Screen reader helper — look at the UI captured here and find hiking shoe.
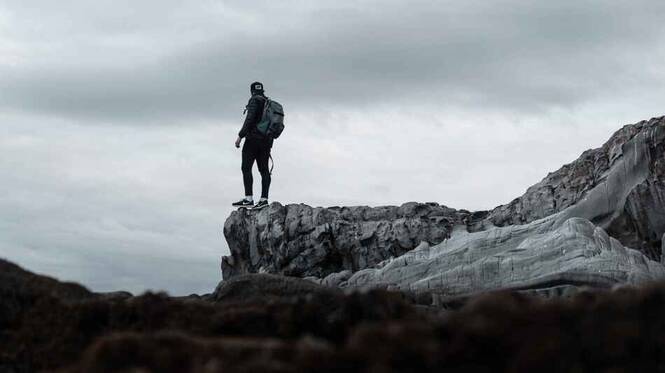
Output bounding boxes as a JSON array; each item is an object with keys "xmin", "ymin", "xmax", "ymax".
[
  {"xmin": 232, "ymin": 199, "xmax": 254, "ymax": 207},
  {"xmin": 252, "ymin": 200, "xmax": 269, "ymax": 210}
]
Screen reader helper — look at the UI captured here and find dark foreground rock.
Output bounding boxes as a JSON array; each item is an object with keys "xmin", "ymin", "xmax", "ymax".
[
  {"xmin": 212, "ymin": 273, "xmax": 340, "ymax": 302},
  {"xmin": 72, "ymin": 286, "xmax": 665, "ymax": 373},
  {"xmin": 6, "ymin": 259, "xmax": 665, "ymax": 372},
  {"xmin": 0, "ymin": 259, "xmax": 93, "ymax": 334},
  {"xmin": 0, "ymin": 259, "xmax": 420, "ymax": 372}
]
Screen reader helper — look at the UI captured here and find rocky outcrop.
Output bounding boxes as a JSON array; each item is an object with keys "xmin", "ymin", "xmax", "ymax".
[
  {"xmin": 222, "ymin": 202, "xmax": 468, "ymax": 279},
  {"xmin": 485, "ymin": 117, "xmax": 665, "ymax": 258},
  {"xmin": 222, "ymin": 116, "xmax": 665, "ymax": 296},
  {"xmin": 344, "ymin": 217, "xmax": 665, "ymax": 296}
]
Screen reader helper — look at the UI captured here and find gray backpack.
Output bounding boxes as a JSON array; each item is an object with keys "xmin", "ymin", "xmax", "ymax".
[{"xmin": 256, "ymin": 98, "xmax": 285, "ymax": 139}]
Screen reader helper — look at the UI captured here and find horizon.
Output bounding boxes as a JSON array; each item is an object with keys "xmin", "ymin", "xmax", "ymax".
[{"xmin": 2, "ymin": 1, "xmax": 665, "ymax": 295}]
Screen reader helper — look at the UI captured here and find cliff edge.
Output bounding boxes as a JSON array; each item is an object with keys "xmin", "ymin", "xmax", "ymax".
[{"xmin": 223, "ymin": 116, "xmax": 665, "ymax": 296}]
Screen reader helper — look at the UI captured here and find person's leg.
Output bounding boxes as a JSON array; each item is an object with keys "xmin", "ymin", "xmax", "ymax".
[
  {"xmin": 241, "ymin": 140, "xmax": 257, "ymax": 199},
  {"xmin": 256, "ymin": 142, "xmax": 271, "ymax": 199}
]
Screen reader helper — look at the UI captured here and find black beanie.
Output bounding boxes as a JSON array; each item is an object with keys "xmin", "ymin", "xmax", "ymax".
[{"xmin": 250, "ymin": 81, "xmax": 264, "ymax": 93}]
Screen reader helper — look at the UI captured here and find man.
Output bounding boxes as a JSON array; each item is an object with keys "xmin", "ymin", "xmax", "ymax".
[{"xmin": 232, "ymin": 81, "xmax": 272, "ymax": 210}]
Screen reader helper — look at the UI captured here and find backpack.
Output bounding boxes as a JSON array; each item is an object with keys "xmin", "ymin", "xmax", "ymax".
[{"xmin": 256, "ymin": 97, "xmax": 285, "ymax": 139}]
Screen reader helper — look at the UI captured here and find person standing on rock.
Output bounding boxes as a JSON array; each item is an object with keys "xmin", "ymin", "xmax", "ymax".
[{"xmin": 233, "ymin": 82, "xmax": 273, "ymax": 210}]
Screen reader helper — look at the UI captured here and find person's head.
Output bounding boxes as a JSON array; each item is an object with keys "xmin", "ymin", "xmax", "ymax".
[{"xmin": 250, "ymin": 81, "xmax": 264, "ymax": 96}]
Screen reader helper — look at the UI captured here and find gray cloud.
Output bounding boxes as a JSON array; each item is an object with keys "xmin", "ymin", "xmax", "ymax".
[
  {"xmin": 0, "ymin": 117, "xmax": 228, "ymax": 293},
  {"xmin": 1, "ymin": 0, "xmax": 664, "ymax": 123}
]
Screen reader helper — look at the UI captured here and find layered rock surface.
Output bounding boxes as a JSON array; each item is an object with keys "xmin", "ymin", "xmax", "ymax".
[
  {"xmin": 222, "ymin": 202, "xmax": 469, "ymax": 279},
  {"xmin": 222, "ymin": 116, "xmax": 665, "ymax": 296},
  {"xmin": 485, "ymin": 117, "xmax": 665, "ymax": 258},
  {"xmin": 346, "ymin": 218, "xmax": 665, "ymax": 297}
]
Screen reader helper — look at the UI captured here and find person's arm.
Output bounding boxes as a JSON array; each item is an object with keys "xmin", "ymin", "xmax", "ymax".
[{"xmin": 238, "ymin": 97, "xmax": 262, "ymax": 138}]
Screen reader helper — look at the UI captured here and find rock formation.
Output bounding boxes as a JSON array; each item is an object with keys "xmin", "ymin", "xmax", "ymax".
[
  {"xmin": 485, "ymin": 117, "xmax": 665, "ymax": 258},
  {"xmin": 222, "ymin": 116, "xmax": 665, "ymax": 296},
  {"xmin": 345, "ymin": 218, "xmax": 665, "ymax": 297},
  {"xmin": 222, "ymin": 202, "xmax": 468, "ymax": 279}
]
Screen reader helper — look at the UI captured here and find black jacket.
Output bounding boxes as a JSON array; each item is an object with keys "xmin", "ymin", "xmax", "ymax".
[{"xmin": 238, "ymin": 94, "xmax": 267, "ymax": 140}]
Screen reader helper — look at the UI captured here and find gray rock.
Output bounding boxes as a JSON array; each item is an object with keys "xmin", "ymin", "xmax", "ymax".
[
  {"xmin": 221, "ymin": 116, "xmax": 665, "ymax": 297},
  {"xmin": 486, "ymin": 116, "xmax": 665, "ymax": 259},
  {"xmin": 340, "ymin": 117, "xmax": 665, "ymax": 294},
  {"xmin": 662, "ymin": 233, "xmax": 665, "ymax": 263},
  {"xmin": 345, "ymin": 217, "xmax": 665, "ymax": 296},
  {"xmin": 320, "ymin": 270, "xmax": 353, "ymax": 287},
  {"xmin": 222, "ymin": 202, "xmax": 465, "ymax": 279}
]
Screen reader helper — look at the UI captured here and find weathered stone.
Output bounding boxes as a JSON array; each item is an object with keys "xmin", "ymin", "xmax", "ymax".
[
  {"xmin": 222, "ymin": 202, "xmax": 465, "ymax": 279},
  {"xmin": 338, "ymin": 118, "xmax": 665, "ymax": 294},
  {"xmin": 221, "ymin": 116, "xmax": 665, "ymax": 297},
  {"xmin": 320, "ymin": 270, "xmax": 353, "ymax": 287},
  {"xmin": 486, "ymin": 116, "xmax": 665, "ymax": 258},
  {"xmin": 345, "ymin": 217, "xmax": 665, "ymax": 296}
]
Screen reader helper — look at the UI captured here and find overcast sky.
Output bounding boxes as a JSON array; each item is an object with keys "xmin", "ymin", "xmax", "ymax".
[{"xmin": 1, "ymin": 0, "xmax": 664, "ymax": 295}]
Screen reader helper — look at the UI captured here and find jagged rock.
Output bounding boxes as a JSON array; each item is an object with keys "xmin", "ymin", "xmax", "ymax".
[
  {"xmin": 339, "ymin": 117, "xmax": 665, "ymax": 294},
  {"xmin": 486, "ymin": 117, "xmax": 665, "ymax": 258},
  {"xmin": 222, "ymin": 202, "xmax": 465, "ymax": 279},
  {"xmin": 222, "ymin": 117, "xmax": 665, "ymax": 296}
]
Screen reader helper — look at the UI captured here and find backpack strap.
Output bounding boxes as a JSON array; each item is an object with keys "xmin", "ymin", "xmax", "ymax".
[
  {"xmin": 256, "ymin": 97, "xmax": 271, "ymax": 136},
  {"xmin": 269, "ymin": 154, "xmax": 274, "ymax": 175},
  {"xmin": 261, "ymin": 96, "xmax": 271, "ymax": 118}
]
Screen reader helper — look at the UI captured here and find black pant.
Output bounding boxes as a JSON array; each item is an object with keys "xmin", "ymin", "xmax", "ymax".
[{"xmin": 241, "ymin": 138, "xmax": 271, "ymax": 199}]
